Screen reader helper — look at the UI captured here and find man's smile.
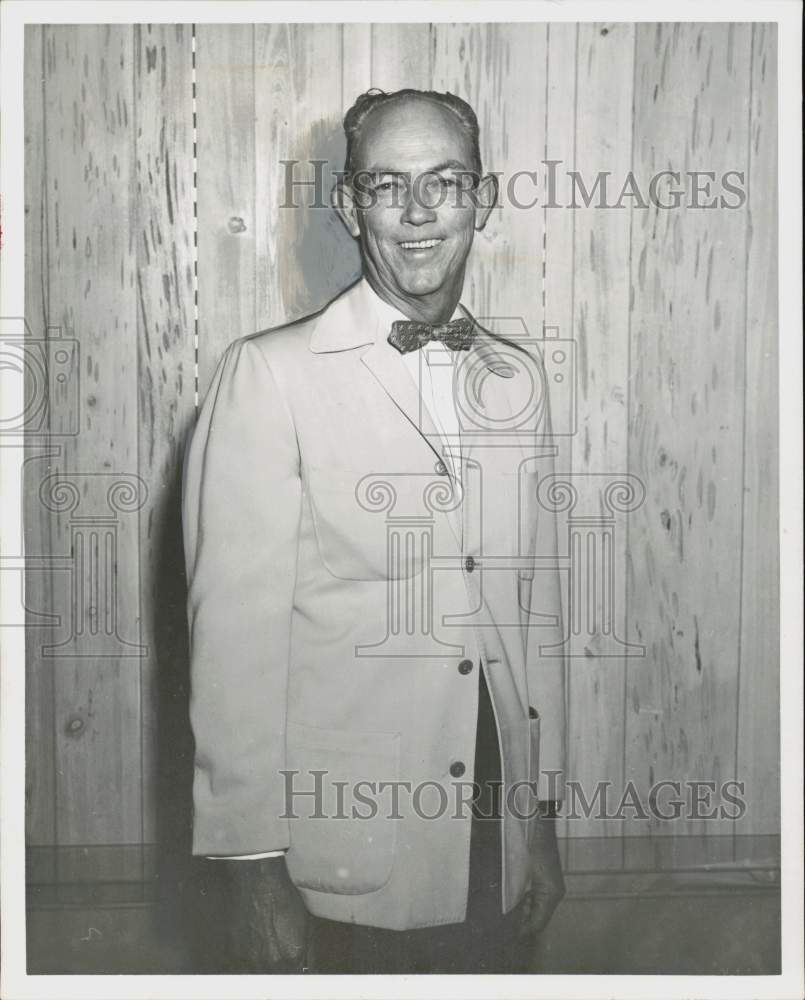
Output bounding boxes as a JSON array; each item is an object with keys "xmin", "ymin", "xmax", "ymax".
[{"xmin": 397, "ymin": 237, "xmax": 446, "ymax": 254}]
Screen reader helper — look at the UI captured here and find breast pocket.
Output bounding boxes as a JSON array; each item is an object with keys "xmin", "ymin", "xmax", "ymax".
[
  {"xmin": 306, "ymin": 464, "xmax": 453, "ymax": 581},
  {"xmin": 284, "ymin": 722, "xmax": 401, "ymax": 895}
]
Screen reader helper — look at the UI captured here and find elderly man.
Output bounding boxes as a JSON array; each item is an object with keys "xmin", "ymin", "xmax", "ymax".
[{"xmin": 182, "ymin": 87, "xmax": 567, "ymax": 974}]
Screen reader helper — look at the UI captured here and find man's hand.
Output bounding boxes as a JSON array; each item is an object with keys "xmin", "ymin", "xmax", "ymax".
[
  {"xmin": 222, "ymin": 855, "xmax": 310, "ymax": 972},
  {"xmin": 518, "ymin": 806, "xmax": 566, "ymax": 939}
]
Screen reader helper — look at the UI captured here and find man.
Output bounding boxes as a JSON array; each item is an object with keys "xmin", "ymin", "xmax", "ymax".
[{"xmin": 182, "ymin": 88, "xmax": 567, "ymax": 974}]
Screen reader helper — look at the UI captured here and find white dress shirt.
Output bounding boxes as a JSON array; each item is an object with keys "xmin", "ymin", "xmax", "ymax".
[
  {"xmin": 208, "ymin": 283, "xmax": 466, "ymax": 861},
  {"xmin": 369, "ymin": 282, "xmax": 465, "ymax": 483}
]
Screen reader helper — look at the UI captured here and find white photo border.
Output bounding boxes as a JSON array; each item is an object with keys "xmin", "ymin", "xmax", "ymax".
[{"xmin": 1, "ymin": 2, "xmax": 802, "ymax": 999}]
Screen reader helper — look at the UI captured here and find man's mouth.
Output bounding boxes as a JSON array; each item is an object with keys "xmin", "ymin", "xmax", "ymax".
[{"xmin": 398, "ymin": 238, "xmax": 444, "ymax": 251}]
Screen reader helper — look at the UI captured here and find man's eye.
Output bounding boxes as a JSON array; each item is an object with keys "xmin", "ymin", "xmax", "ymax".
[{"xmin": 376, "ymin": 181, "xmax": 394, "ymax": 192}]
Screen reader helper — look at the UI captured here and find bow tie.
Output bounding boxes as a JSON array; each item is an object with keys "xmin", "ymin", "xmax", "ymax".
[{"xmin": 387, "ymin": 317, "xmax": 476, "ymax": 354}]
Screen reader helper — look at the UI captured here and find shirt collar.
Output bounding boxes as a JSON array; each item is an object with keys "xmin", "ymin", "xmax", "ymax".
[
  {"xmin": 361, "ymin": 279, "xmax": 468, "ymax": 341},
  {"xmin": 308, "ymin": 277, "xmax": 472, "ymax": 354}
]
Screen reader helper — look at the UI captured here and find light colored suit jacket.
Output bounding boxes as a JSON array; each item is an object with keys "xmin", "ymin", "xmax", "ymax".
[{"xmin": 182, "ymin": 278, "xmax": 566, "ymax": 930}]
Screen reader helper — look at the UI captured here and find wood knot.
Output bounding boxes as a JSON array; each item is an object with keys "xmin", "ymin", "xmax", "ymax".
[{"xmin": 65, "ymin": 714, "xmax": 85, "ymax": 738}]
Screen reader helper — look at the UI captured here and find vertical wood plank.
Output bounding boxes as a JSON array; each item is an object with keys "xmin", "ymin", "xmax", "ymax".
[
  {"xmin": 626, "ymin": 24, "xmax": 752, "ymax": 835},
  {"xmin": 24, "ymin": 23, "xmax": 57, "ymax": 846},
  {"xmin": 134, "ymin": 24, "xmax": 196, "ymax": 845},
  {"xmin": 543, "ymin": 23, "xmax": 577, "ymax": 342},
  {"xmin": 542, "ymin": 22, "xmax": 578, "ymax": 841},
  {"xmin": 45, "ymin": 25, "xmax": 142, "ymax": 844},
  {"xmin": 342, "ymin": 22, "xmax": 372, "ymax": 109},
  {"xmin": 432, "ymin": 23, "xmax": 547, "ymax": 338},
  {"xmin": 735, "ymin": 24, "xmax": 779, "ymax": 836},
  {"xmin": 254, "ymin": 23, "xmax": 358, "ymax": 332},
  {"xmin": 370, "ymin": 23, "xmax": 431, "ymax": 91},
  {"xmin": 196, "ymin": 24, "xmax": 255, "ymax": 397},
  {"xmin": 566, "ymin": 22, "xmax": 635, "ymax": 838},
  {"xmin": 340, "ymin": 20, "xmax": 371, "ymax": 295}
]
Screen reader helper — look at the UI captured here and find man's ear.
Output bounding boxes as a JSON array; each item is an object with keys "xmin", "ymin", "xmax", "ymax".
[
  {"xmin": 332, "ymin": 180, "xmax": 361, "ymax": 238},
  {"xmin": 473, "ymin": 173, "xmax": 499, "ymax": 231}
]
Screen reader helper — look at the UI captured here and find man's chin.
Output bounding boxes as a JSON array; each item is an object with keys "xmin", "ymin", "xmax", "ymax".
[{"xmin": 394, "ymin": 270, "xmax": 449, "ymax": 298}]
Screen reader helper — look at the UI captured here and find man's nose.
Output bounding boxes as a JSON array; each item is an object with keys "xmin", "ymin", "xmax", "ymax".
[{"xmin": 400, "ymin": 184, "xmax": 437, "ymax": 226}]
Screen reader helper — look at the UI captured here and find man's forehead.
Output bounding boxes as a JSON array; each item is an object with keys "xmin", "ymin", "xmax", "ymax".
[{"xmin": 352, "ymin": 98, "xmax": 474, "ymax": 173}]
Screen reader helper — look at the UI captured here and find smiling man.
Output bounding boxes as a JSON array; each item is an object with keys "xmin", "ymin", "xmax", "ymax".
[
  {"xmin": 339, "ymin": 93, "xmax": 489, "ymax": 320},
  {"xmin": 182, "ymin": 88, "xmax": 567, "ymax": 974}
]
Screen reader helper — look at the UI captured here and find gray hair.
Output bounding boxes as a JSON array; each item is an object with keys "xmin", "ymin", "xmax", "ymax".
[{"xmin": 342, "ymin": 88, "xmax": 483, "ymax": 180}]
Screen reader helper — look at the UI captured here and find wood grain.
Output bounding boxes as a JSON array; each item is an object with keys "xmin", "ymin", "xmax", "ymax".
[
  {"xmin": 254, "ymin": 23, "xmax": 358, "ymax": 332},
  {"xmin": 24, "ymin": 23, "xmax": 56, "ymax": 846},
  {"xmin": 133, "ymin": 23, "xmax": 196, "ymax": 845},
  {"xmin": 432, "ymin": 23, "xmax": 547, "ymax": 337},
  {"xmin": 542, "ymin": 24, "xmax": 578, "ymax": 839},
  {"xmin": 735, "ymin": 24, "xmax": 779, "ymax": 837},
  {"xmin": 566, "ymin": 22, "xmax": 636, "ymax": 838},
  {"xmin": 196, "ymin": 24, "xmax": 255, "ymax": 397},
  {"xmin": 370, "ymin": 23, "xmax": 431, "ymax": 91},
  {"xmin": 44, "ymin": 25, "xmax": 142, "ymax": 844},
  {"xmin": 342, "ymin": 23, "xmax": 372, "ymax": 110},
  {"xmin": 543, "ymin": 23, "xmax": 577, "ymax": 342},
  {"xmin": 625, "ymin": 24, "xmax": 752, "ymax": 835}
]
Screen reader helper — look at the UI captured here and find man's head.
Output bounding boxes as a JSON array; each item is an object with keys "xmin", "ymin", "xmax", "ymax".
[{"xmin": 333, "ymin": 89, "xmax": 498, "ymax": 323}]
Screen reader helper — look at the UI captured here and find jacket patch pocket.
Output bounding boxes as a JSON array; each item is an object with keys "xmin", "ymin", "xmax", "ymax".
[
  {"xmin": 284, "ymin": 721, "xmax": 401, "ymax": 895},
  {"xmin": 306, "ymin": 464, "xmax": 443, "ymax": 581}
]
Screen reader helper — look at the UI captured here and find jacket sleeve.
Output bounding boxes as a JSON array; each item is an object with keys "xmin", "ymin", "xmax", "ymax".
[
  {"xmin": 182, "ymin": 337, "xmax": 301, "ymax": 856},
  {"xmin": 523, "ymin": 346, "xmax": 567, "ymax": 802}
]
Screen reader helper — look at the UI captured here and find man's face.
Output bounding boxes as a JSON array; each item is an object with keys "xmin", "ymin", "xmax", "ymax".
[{"xmin": 338, "ymin": 98, "xmax": 495, "ymax": 310}]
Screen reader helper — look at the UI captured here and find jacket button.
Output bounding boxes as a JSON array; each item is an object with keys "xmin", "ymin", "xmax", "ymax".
[
  {"xmin": 435, "ymin": 459, "xmax": 448, "ymax": 476},
  {"xmin": 458, "ymin": 659, "xmax": 473, "ymax": 675},
  {"xmin": 464, "ymin": 555, "xmax": 476, "ymax": 573},
  {"xmin": 449, "ymin": 761, "xmax": 466, "ymax": 778}
]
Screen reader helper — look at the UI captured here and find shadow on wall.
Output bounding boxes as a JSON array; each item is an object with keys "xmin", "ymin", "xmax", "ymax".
[
  {"xmin": 151, "ymin": 113, "xmax": 362, "ymax": 969},
  {"xmin": 150, "ymin": 424, "xmax": 238, "ymax": 970},
  {"xmin": 278, "ymin": 115, "xmax": 362, "ymax": 322},
  {"xmin": 149, "ymin": 433, "xmax": 198, "ymax": 962}
]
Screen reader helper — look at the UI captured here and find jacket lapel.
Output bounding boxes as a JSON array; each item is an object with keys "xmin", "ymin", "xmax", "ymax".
[
  {"xmin": 311, "ymin": 280, "xmax": 447, "ymax": 469},
  {"xmin": 360, "ymin": 339, "xmax": 465, "ymax": 552},
  {"xmin": 359, "ymin": 336, "xmax": 445, "ymax": 468}
]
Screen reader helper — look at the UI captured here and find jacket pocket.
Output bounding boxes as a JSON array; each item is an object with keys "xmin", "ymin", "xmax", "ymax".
[
  {"xmin": 305, "ymin": 464, "xmax": 433, "ymax": 581},
  {"xmin": 284, "ymin": 721, "xmax": 401, "ymax": 895}
]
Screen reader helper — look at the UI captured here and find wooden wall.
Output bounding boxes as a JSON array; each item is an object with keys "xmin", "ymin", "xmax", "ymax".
[{"xmin": 24, "ymin": 22, "xmax": 779, "ymax": 856}]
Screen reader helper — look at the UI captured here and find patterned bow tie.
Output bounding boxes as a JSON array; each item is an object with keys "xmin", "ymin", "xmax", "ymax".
[{"xmin": 387, "ymin": 317, "xmax": 476, "ymax": 354}]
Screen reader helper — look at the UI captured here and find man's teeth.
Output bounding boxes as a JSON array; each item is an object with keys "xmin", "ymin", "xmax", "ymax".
[{"xmin": 400, "ymin": 239, "xmax": 442, "ymax": 249}]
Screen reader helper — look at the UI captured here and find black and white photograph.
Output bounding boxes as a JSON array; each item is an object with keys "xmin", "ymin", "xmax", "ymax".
[{"xmin": 0, "ymin": 1, "xmax": 802, "ymax": 997}]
